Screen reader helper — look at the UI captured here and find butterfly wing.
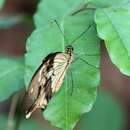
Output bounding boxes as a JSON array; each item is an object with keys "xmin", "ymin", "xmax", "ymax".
[
  {"xmin": 27, "ymin": 65, "xmax": 46, "ymax": 99},
  {"xmin": 42, "ymin": 53, "xmax": 69, "ymax": 101},
  {"xmin": 27, "ymin": 53, "xmax": 58, "ymax": 99},
  {"xmin": 50, "ymin": 53, "xmax": 70, "ymax": 93},
  {"xmin": 26, "ymin": 52, "xmax": 72, "ymax": 119},
  {"xmin": 26, "ymin": 52, "xmax": 62, "ymax": 118},
  {"xmin": 26, "ymin": 77, "xmax": 52, "ymax": 119}
]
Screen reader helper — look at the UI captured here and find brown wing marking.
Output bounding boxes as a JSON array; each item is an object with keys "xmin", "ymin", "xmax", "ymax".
[
  {"xmin": 26, "ymin": 77, "xmax": 52, "ymax": 119},
  {"xmin": 27, "ymin": 52, "xmax": 61, "ymax": 99}
]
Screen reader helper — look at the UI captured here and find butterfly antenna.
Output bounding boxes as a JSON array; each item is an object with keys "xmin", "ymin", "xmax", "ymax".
[
  {"xmin": 54, "ymin": 20, "xmax": 68, "ymax": 43},
  {"xmin": 70, "ymin": 24, "xmax": 91, "ymax": 45}
]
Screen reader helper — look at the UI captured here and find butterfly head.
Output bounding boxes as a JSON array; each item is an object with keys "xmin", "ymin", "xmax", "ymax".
[{"xmin": 65, "ymin": 45, "xmax": 73, "ymax": 54}]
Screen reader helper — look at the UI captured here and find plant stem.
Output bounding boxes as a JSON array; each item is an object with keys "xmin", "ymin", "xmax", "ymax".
[
  {"xmin": 6, "ymin": 94, "xmax": 19, "ymax": 130},
  {"xmin": 14, "ymin": 89, "xmax": 26, "ymax": 130}
]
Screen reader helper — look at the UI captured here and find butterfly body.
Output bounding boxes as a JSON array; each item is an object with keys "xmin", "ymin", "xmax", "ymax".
[{"xmin": 26, "ymin": 45, "xmax": 73, "ymax": 119}]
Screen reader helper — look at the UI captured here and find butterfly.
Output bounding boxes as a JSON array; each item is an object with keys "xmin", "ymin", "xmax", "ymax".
[
  {"xmin": 26, "ymin": 21, "xmax": 91, "ymax": 119},
  {"xmin": 26, "ymin": 45, "xmax": 73, "ymax": 119}
]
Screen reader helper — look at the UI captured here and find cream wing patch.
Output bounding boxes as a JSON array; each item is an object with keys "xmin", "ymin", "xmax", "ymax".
[{"xmin": 51, "ymin": 53, "xmax": 70, "ymax": 93}]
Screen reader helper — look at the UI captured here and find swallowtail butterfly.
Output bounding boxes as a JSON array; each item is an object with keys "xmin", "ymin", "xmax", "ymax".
[{"xmin": 26, "ymin": 21, "xmax": 91, "ymax": 119}]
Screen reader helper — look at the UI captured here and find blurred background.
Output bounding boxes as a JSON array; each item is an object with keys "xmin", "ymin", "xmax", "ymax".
[{"xmin": 0, "ymin": 0, "xmax": 130, "ymax": 130}]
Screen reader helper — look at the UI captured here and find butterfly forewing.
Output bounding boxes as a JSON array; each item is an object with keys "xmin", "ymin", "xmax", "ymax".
[{"xmin": 51, "ymin": 53, "xmax": 71, "ymax": 93}]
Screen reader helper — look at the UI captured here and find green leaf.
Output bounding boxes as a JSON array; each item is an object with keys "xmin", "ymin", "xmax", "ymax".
[
  {"xmin": 0, "ymin": 114, "xmax": 49, "ymax": 130},
  {"xmin": 95, "ymin": 5, "xmax": 130, "ymax": 76},
  {"xmin": 0, "ymin": 15, "xmax": 24, "ymax": 29},
  {"xmin": 34, "ymin": 0, "xmax": 87, "ymax": 27},
  {"xmin": 25, "ymin": 10, "xmax": 100, "ymax": 130},
  {"xmin": 88, "ymin": 0, "xmax": 129, "ymax": 8},
  {"xmin": 79, "ymin": 91, "xmax": 125, "ymax": 130},
  {"xmin": 0, "ymin": 56, "xmax": 24, "ymax": 101},
  {"xmin": 0, "ymin": 0, "xmax": 5, "ymax": 9}
]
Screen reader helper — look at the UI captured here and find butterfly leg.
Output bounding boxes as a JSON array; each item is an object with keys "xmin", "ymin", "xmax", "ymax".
[
  {"xmin": 67, "ymin": 68, "xmax": 74, "ymax": 96},
  {"xmin": 72, "ymin": 56, "xmax": 99, "ymax": 69},
  {"xmin": 74, "ymin": 52, "xmax": 100, "ymax": 57}
]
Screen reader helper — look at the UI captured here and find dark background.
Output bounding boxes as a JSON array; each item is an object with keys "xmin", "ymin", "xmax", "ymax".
[{"xmin": 0, "ymin": 0, "xmax": 130, "ymax": 129}]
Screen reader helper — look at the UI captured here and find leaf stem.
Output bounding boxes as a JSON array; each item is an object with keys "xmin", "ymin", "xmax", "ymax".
[{"xmin": 71, "ymin": 3, "xmax": 96, "ymax": 16}]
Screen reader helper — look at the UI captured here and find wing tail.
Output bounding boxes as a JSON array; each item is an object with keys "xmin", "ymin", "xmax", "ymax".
[{"xmin": 26, "ymin": 100, "xmax": 38, "ymax": 119}]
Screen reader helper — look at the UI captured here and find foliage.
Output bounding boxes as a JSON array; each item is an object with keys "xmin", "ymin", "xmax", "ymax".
[
  {"xmin": 79, "ymin": 91, "xmax": 124, "ymax": 130},
  {"xmin": 0, "ymin": 56, "xmax": 24, "ymax": 101},
  {"xmin": 95, "ymin": 4, "xmax": 130, "ymax": 75},
  {"xmin": 0, "ymin": 0, "xmax": 129, "ymax": 130},
  {"xmin": 34, "ymin": 0, "xmax": 86, "ymax": 27},
  {"xmin": 0, "ymin": 91, "xmax": 124, "ymax": 130},
  {"xmin": 0, "ymin": 0, "xmax": 5, "ymax": 9}
]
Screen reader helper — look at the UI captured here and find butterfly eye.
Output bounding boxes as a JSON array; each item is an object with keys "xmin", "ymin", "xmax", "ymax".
[{"xmin": 65, "ymin": 45, "xmax": 73, "ymax": 54}]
